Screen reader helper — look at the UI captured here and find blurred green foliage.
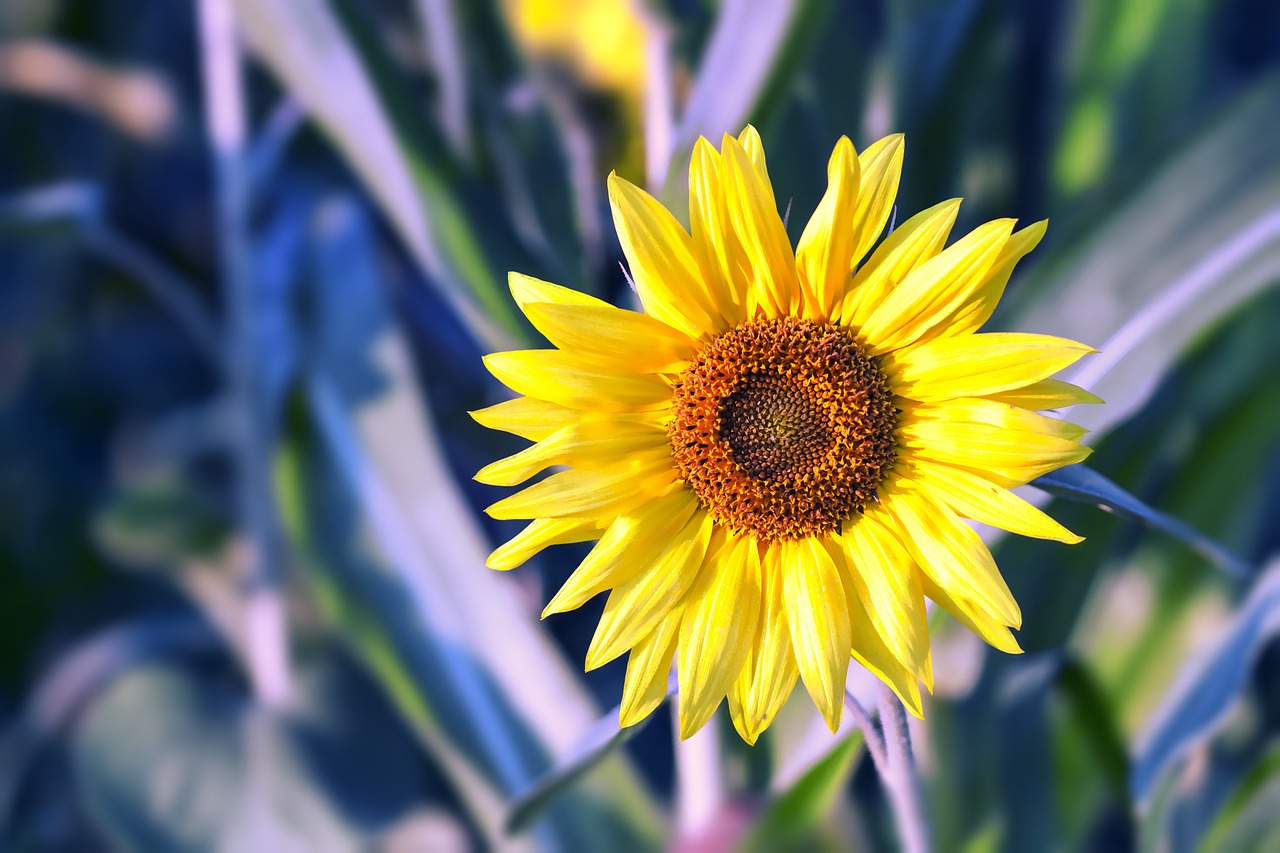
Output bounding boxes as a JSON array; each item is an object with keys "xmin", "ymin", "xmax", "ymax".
[{"xmin": 0, "ymin": 0, "xmax": 1277, "ymax": 850}]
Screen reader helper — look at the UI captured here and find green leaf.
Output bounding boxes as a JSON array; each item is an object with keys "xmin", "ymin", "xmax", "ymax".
[
  {"xmin": 505, "ymin": 678, "xmax": 671, "ymax": 835},
  {"xmin": 740, "ymin": 731, "xmax": 864, "ymax": 852},
  {"xmin": 280, "ymin": 200, "xmax": 660, "ymax": 849},
  {"xmin": 660, "ymin": 0, "xmax": 829, "ymax": 210},
  {"xmin": 1131, "ymin": 558, "xmax": 1280, "ymax": 803},
  {"xmin": 1032, "ymin": 464, "xmax": 1251, "ymax": 577},
  {"xmin": 230, "ymin": 0, "xmax": 524, "ymax": 350},
  {"xmin": 72, "ymin": 665, "xmax": 360, "ymax": 853},
  {"xmin": 1199, "ymin": 743, "xmax": 1280, "ymax": 853},
  {"xmin": 1053, "ymin": 659, "xmax": 1130, "ymax": 804},
  {"xmin": 1004, "ymin": 74, "xmax": 1280, "ymax": 442}
]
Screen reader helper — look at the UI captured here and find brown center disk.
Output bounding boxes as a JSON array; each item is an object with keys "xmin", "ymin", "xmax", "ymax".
[{"xmin": 668, "ymin": 317, "xmax": 898, "ymax": 541}]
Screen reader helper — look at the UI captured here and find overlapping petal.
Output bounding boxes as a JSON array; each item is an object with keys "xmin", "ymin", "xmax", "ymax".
[
  {"xmin": 883, "ymin": 332, "xmax": 1096, "ymax": 402},
  {"xmin": 783, "ymin": 536, "xmax": 852, "ymax": 732},
  {"xmin": 859, "ymin": 218, "xmax": 1015, "ymax": 353},
  {"xmin": 729, "ymin": 546, "xmax": 800, "ymax": 745},
  {"xmin": 677, "ymin": 533, "xmax": 762, "ymax": 738},
  {"xmin": 608, "ymin": 173, "xmax": 723, "ymax": 336},
  {"xmin": 483, "ymin": 350, "xmax": 673, "ymax": 411},
  {"xmin": 720, "ymin": 134, "xmax": 800, "ymax": 318}
]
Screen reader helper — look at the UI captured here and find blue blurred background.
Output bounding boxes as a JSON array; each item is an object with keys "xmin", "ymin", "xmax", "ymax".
[{"xmin": 1, "ymin": 0, "xmax": 1279, "ymax": 850}]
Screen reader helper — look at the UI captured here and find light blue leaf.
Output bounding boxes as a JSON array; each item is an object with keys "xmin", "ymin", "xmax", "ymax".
[
  {"xmin": 1130, "ymin": 559, "xmax": 1280, "ymax": 803},
  {"xmin": 1032, "ymin": 464, "xmax": 1251, "ymax": 578}
]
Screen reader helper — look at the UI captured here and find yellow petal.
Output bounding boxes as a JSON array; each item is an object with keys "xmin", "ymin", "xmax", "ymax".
[
  {"xmin": 796, "ymin": 136, "xmax": 861, "ymax": 321},
  {"xmin": 720, "ymin": 134, "xmax": 799, "ymax": 318},
  {"xmin": 839, "ymin": 198, "xmax": 961, "ymax": 327},
  {"xmin": 520, "ymin": 301, "xmax": 695, "ymax": 373},
  {"xmin": 840, "ymin": 557, "xmax": 925, "ymax": 719},
  {"xmin": 689, "ymin": 138, "xmax": 747, "ymax": 325},
  {"xmin": 469, "ymin": 396, "xmax": 581, "ymax": 441},
  {"xmin": 903, "ymin": 459, "xmax": 1083, "ymax": 544},
  {"xmin": 881, "ymin": 487, "xmax": 1021, "ymax": 628},
  {"xmin": 487, "ymin": 517, "xmax": 600, "ymax": 571},
  {"xmin": 607, "ymin": 173, "xmax": 722, "ymax": 337},
  {"xmin": 483, "ymin": 350, "xmax": 672, "ymax": 411},
  {"xmin": 841, "ymin": 512, "xmax": 932, "ymax": 685},
  {"xmin": 883, "ymin": 333, "xmax": 1096, "ymax": 402},
  {"xmin": 848, "ymin": 133, "xmax": 905, "ymax": 268},
  {"xmin": 677, "ymin": 533, "xmax": 762, "ymax": 739},
  {"xmin": 475, "ymin": 420, "xmax": 669, "ymax": 486},
  {"xmin": 943, "ymin": 220, "xmax": 1048, "ymax": 337},
  {"xmin": 919, "ymin": 573, "xmax": 1023, "ymax": 655},
  {"xmin": 585, "ymin": 511, "xmax": 713, "ymax": 670},
  {"xmin": 485, "ymin": 450, "xmax": 675, "ymax": 521},
  {"xmin": 619, "ymin": 613, "xmax": 680, "ymax": 728},
  {"xmin": 543, "ymin": 488, "xmax": 698, "ymax": 615},
  {"xmin": 731, "ymin": 543, "xmax": 799, "ymax": 745},
  {"xmin": 983, "ymin": 378, "xmax": 1103, "ymax": 410},
  {"xmin": 783, "ymin": 537, "xmax": 852, "ymax": 733},
  {"xmin": 859, "ymin": 218, "xmax": 1015, "ymax": 353},
  {"xmin": 736, "ymin": 125, "xmax": 774, "ymax": 206},
  {"xmin": 508, "ymin": 271, "xmax": 611, "ymax": 311},
  {"xmin": 898, "ymin": 399, "xmax": 1092, "ymax": 487}
]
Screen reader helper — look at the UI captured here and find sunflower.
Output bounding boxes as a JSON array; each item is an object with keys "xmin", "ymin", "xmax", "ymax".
[{"xmin": 473, "ymin": 127, "xmax": 1098, "ymax": 744}]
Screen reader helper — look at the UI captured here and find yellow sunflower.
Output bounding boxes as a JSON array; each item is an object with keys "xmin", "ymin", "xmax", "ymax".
[{"xmin": 473, "ymin": 127, "xmax": 1099, "ymax": 744}]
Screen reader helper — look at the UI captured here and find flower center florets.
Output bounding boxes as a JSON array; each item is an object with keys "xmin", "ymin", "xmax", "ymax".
[{"xmin": 667, "ymin": 317, "xmax": 898, "ymax": 541}]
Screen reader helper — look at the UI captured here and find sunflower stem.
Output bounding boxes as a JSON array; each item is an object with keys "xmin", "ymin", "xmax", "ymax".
[
  {"xmin": 875, "ymin": 685, "xmax": 931, "ymax": 853},
  {"xmin": 843, "ymin": 689, "xmax": 889, "ymax": 775}
]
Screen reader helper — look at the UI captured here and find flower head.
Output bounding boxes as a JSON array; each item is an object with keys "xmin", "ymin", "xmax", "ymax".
[{"xmin": 474, "ymin": 127, "xmax": 1099, "ymax": 743}]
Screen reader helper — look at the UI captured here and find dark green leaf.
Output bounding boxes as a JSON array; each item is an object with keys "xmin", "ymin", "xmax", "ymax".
[{"xmin": 741, "ymin": 731, "xmax": 863, "ymax": 852}]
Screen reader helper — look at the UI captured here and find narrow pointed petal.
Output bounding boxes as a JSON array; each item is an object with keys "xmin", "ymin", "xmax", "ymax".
[
  {"xmin": 904, "ymin": 460, "xmax": 1083, "ymax": 544},
  {"xmin": 689, "ymin": 137, "xmax": 747, "ymax": 325},
  {"xmin": 882, "ymin": 488, "xmax": 1022, "ymax": 628},
  {"xmin": 944, "ymin": 220, "xmax": 1048, "ymax": 337},
  {"xmin": 483, "ymin": 350, "xmax": 672, "ymax": 412},
  {"xmin": 585, "ymin": 511, "xmax": 713, "ymax": 670},
  {"xmin": 476, "ymin": 421, "xmax": 668, "ymax": 487},
  {"xmin": 732, "ymin": 543, "xmax": 800, "ymax": 744},
  {"xmin": 839, "ymin": 198, "xmax": 961, "ymax": 327},
  {"xmin": 487, "ymin": 517, "xmax": 599, "ymax": 571},
  {"xmin": 841, "ymin": 561, "xmax": 926, "ymax": 718},
  {"xmin": 784, "ymin": 537, "xmax": 853, "ymax": 732},
  {"xmin": 883, "ymin": 333, "xmax": 1097, "ymax": 402},
  {"xmin": 841, "ymin": 512, "xmax": 932, "ymax": 683},
  {"xmin": 486, "ymin": 450, "xmax": 675, "ymax": 521},
  {"xmin": 847, "ymin": 134, "xmax": 906, "ymax": 267},
  {"xmin": 508, "ymin": 271, "xmax": 611, "ymax": 311},
  {"xmin": 677, "ymin": 534, "xmax": 762, "ymax": 739},
  {"xmin": 469, "ymin": 396, "xmax": 580, "ymax": 441},
  {"xmin": 720, "ymin": 135, "xmax": 799, "ymax": 318},
  {"xmin": 619, "ymin": 614, "xmax": 680, "ymax": 728},
  {"xmin": 521, "ymin": 301, "xmax": 696, "ymax": 372},
  {"xmin": 542, "ymin": 489, "xmax": 697, "ymax": 615},
  {"xmin": 796, "ymin": 136, "xmax": 861, "ymax": 320},
  {"xmin": 608, "ymin": 173, "xmax": 722, "ymax": 336},
  {"xmin": 919, "ymin": 573, "xmax": 1023, "ymax": 654},
  {"xmin": 983, "ymin": 378, "xmax": 1103, "ymax": 410},
  {"xmin": 898, "ymin": 399, "xmax": 1093, "ymax": 487},
  {"xmin": 859, "ymin": 218, "xmax": 1015, "ymax": 353},
  {"xmin": 736, "ymin": 125, "xmax": 775, "ymax": 206}
]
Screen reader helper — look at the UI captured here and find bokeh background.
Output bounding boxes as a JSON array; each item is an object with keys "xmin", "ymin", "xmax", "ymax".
[{"xmin": 2, "ymin": 0, "xmax": 1279, "ymax": 850}]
